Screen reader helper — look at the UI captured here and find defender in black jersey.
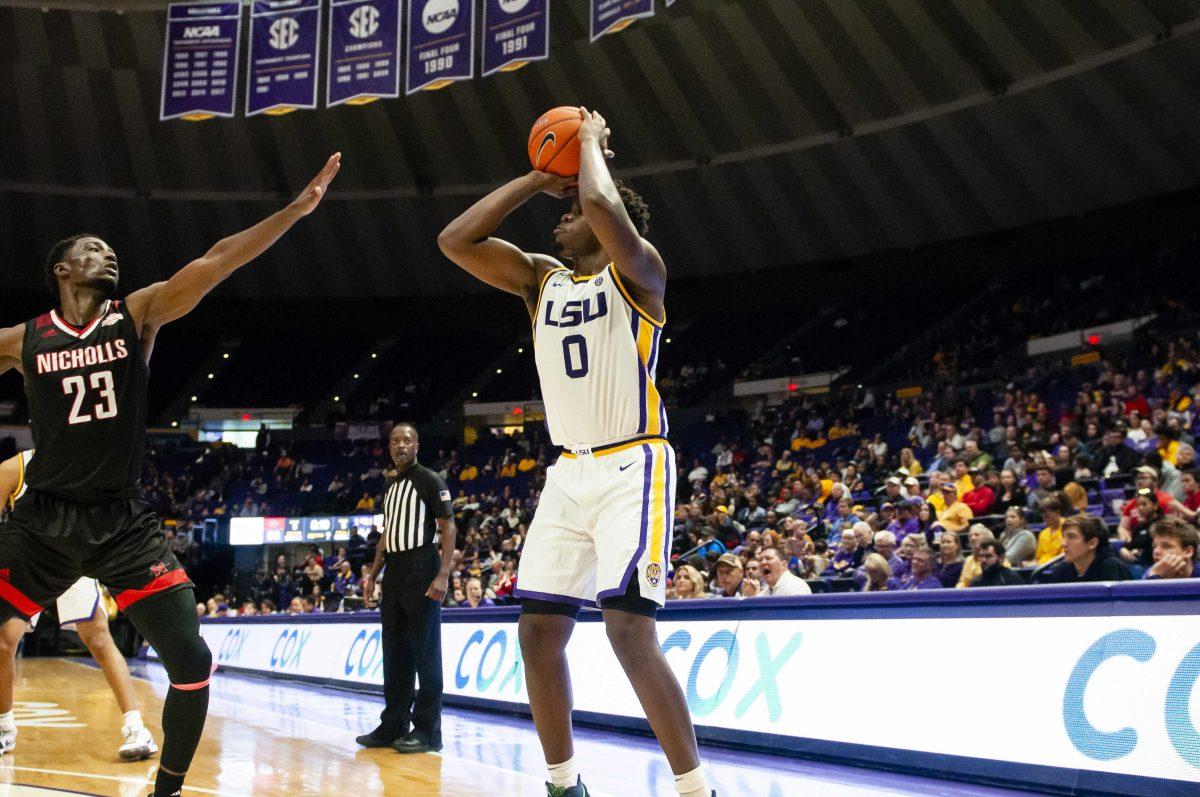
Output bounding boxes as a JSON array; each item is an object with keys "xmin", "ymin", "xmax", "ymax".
[{"xmin": 0, "ymin": 153, "xmax": 340, "ymax": 797}]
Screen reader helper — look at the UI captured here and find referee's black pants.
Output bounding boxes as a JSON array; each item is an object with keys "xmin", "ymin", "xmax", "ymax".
[{"xmin": 378, "ymin": 547, "xmax": 443, "ymax": 745}]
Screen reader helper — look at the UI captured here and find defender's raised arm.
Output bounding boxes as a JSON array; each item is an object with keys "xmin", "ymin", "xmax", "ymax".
[{"xmin": 126, "ymin": 153, "xmax": 341, "ymax": 336}]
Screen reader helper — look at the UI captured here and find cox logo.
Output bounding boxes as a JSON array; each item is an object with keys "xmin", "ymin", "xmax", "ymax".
[
  {"xmin": 423, "ymin": 0, "xmax": 459, "ymax": 34},
  {"xmin": 455, "ymin": 629, "xmax": 524, "ymax": 695},
  {"xmin": 217, "ymin": 628, "xmax": 248, "ymax": 663},
  {"xmin": 1065, "ymin": 629, "xmax": 1200, "ymax": 768},
  {"xmin": 270, "ymin": 628, "xmax": 312, "ymax": 671},
  {"xmin": 663, "ymin": 630, "xmax": 802, "ymax": 720},
  {"xmin": 345, "ymin": 629, "xmax": 385, "ymax": 679}
]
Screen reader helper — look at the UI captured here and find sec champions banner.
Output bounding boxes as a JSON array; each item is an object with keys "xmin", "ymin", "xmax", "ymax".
[
  {"xmin": 327, "ymin": 0, "xmax": 402, "ymax": 107},
  {"xmin": 590, "ymin": 0, "xmax": 654, "ymax": 41},
  {"xmin": 481, "ymin": 0, "xmax": 549, "ymax": 77},
  {"xmin": 160, "ymin": 2, "xmax": 242, "ymax": 121},
  {"xmin": 406, "ymin": 0, "xmax": 475, "ymax": 94},
  {"xmin": 246, "ymin": 0, "xmax": 323, "ymax": 116}
]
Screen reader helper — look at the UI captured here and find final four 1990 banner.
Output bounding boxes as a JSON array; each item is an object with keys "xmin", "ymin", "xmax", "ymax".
[
  {"xmin": 247, "ymin": 0, "xmax": 323, "ymax": 116},
  {"xmin": 481, "ymin": 0, "xmax": 549, "ymax": 77},
  {"xmin": 406, "ymin": 0, "xmax": 475, "ymax": 94},
  {"xmin": 327, "ymin": 0, "xmax": 402, "ymax": 106},
  {"xmin": 161, "ymin": 2, "xmax": 242, "ymax": 121}
]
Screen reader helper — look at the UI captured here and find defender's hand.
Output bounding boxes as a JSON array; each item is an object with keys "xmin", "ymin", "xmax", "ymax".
[{"xmin": 291, "ymin": 153, "xmax": 342, "ymax": 216}]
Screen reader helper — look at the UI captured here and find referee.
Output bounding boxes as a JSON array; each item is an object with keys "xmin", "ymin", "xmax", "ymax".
[{"xmin": 355, "ymin": 423, "xmax": 456, "ymax": 754}]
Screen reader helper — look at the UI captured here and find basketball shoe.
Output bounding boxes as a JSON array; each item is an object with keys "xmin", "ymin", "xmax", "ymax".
[
  {"xmin": 119, "ymin": 724, "xmax": 158, "ymax": 760},
  {"xmin": 0, "ymin": 727, "xmax": 14, "ymax": 755}
]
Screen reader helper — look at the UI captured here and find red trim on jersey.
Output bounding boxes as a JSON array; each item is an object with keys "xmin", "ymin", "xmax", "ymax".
[
  {"xmin": 0, "ymin": 579, "xmax": 43, "ymax": 619},
  {"xmin": 114, "ymin": 568, "xmax": 191, "ymax": 610},
  {"xmin": 34, "ymin": 313, "xmax": 52, "ymax": 329},
  {"xmin": 49, "ymin": 301, "xmax": 109, "ymax": 340}
]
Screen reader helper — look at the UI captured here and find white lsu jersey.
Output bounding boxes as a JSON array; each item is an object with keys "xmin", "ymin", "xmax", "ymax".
[{"xmin": 533, "ymin": 264, "xmax": 667, "ymax": 449}]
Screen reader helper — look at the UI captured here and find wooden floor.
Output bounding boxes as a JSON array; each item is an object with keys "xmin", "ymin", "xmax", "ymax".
[{"xmin": 0, "ymin": 658, "xmax": 1041, "ymax": 797}]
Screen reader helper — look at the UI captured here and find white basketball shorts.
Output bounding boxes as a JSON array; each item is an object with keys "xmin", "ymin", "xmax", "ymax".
[
  {"xmin": 29, "ymin": 577, "xmax": 101, "ymax": 630},
  {"xmin": 515, "ymin": 436, "xmax": 675, "ymax": 608}
]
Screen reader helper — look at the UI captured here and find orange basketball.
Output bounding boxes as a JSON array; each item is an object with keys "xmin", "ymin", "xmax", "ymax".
[{"xmin": 528, "ymin": 106, "xmax": 583, "ymax": 177}]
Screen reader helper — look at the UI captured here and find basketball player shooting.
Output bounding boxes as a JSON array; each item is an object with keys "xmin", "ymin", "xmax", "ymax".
[
  {"xmin": 0, "ymin": 451, "xmax": 158, "ymax": 762},
  {"xmin": 0, "ymin": 153, "xmax": 340, "ymax": 797},
  {"xmin": 439, "ymin": 109, "xmax": 713, "ymax": 797}
]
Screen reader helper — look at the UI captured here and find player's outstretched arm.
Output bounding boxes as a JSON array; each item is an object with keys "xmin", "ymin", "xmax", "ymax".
[
  {"xmin": 437, "ymin": 171, "xmax": 572, "ymax": 303},
  {"xmin": 0, "ymin": 325, "xmax": 23, "ymax": 378},
  {"xmin": 576, "ymin": 108, "xmax": 666, "ymax": 309},
  {"xmin": 126, "ymin": 153, "xmax": 341, "ymax": 333}
]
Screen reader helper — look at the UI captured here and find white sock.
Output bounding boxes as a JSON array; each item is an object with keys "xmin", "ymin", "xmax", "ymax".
[
  {"xmin": 0, "ymin": 710, "xmax": 13, "ymax": 732},
  {"xmin": 122, "ymin": 710, "xmax": 143, "ymax": 731},
  {"xmin": 674, "ymin": 765, "xmax": 710, "ymax": 797},
  {"xmin": 547, "ymin": 756, "xmax": 579, "ymax": 788}
]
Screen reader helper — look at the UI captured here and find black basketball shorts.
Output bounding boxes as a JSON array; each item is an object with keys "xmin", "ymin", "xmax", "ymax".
[{"xmin": 0, "ymin": 489, "xmax": 192, "ymax": 623}]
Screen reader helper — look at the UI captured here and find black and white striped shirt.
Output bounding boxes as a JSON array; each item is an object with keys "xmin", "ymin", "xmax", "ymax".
[{"xmin": 382, "ymin": 463, "xmax": 453, "ymax": 553}]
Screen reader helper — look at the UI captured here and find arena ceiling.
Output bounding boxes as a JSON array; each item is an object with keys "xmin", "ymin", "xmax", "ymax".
[{"xmin": 2, "ymin": 0, "xmax": 1200, "ymax": 297}]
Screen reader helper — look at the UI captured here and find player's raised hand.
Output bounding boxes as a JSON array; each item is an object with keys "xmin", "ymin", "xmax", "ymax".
[
  {"xmin": 577, "ymin": 107, "xmax": 614, "ymax": 159},
  {"xmin": 292, "ymin": 152, "xmax": 342, "ymax": 216}
]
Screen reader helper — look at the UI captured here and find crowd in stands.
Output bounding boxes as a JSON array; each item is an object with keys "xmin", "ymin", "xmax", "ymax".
[{"xmin": 186, "ymin": 320, "xmax": 1200, "ymax": 616}]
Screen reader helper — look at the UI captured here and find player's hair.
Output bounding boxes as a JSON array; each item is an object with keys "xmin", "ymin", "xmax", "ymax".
[
  {"xmin": 613, "ymin": 179, "xmax": 650, "ymax": 237},
  {"xmin": 43, "ymin": 233, "xmax": 99, "ymax": 296}
]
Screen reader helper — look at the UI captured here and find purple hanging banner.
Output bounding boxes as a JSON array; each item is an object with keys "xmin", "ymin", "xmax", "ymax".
[
  {"xmin": 246, "ymin": 0, "xmax": 323, "ymax": 117},
  {"xmin": 327, "ymin": 0, "xmax": 402, "ymax": 107},
  {"xmin": 590, "ymin": 0, "xmax": 654, "ymax": 41},
  {"xmin": 481, "ymin": 0, "xmax": 549, "ymax": 78},
  {"xmin": 160, "ymin": 2, "xmax": 242, "ymax": 121},
  {"xmin": 406, "ymin": 0, "xmax": 475, "ymax": 94}
]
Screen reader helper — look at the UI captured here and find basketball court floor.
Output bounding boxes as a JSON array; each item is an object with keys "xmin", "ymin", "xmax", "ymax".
[{"xmin": 0, "ymin": 658, "xmax": 1047, "ymax": 796}]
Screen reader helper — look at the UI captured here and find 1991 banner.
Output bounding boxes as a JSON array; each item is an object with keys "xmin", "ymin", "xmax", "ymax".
[{"xmin": 481, "ymin": 0, "xmax": 549, "ymax": 77}]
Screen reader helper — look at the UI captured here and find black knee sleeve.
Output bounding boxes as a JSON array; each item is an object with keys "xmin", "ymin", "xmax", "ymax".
[{"xmin": 124, "ymin": 587, "xmax": 212, "ymax": 686}]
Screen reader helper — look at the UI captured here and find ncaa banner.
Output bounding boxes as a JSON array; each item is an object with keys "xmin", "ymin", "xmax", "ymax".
[
  {"xmin": 246, "ymin": 0, "xmax": 323, "ymax": 117},
  {"xmin": 327, "ymin": 0, "xmax": 402, "ymax": 107},
  {"xmin": 481, "ymin": 0, "xmax": 549, "ymax": 78},
  {"xmin": 590, "ymin": 0, "xmax": 654, "ymax": 42},
  {"xmin": 406, "ymin": 0, "xmax": 475, "ymax": 94},
  {"xmin": 160, "ymin": 2, "xmax": 241, "ymax": 121}
]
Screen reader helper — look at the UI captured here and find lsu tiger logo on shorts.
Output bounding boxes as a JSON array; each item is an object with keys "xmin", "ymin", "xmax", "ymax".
[{"xmin": 645, "ymin": 563, "xmax": 662, "ymax": 587}]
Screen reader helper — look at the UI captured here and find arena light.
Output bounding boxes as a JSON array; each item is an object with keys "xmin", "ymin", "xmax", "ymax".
[
  {"xmin": 788, "ymin": 383, "xmax": 798, "ymax": 392},
  {"xmin": 496, "ymin": 368, "xmax": 503, "ymax": 374},
  {"xmin": 1087, "ymin": 333, "xmax": 1102, "ymax": 346},
  {"xmin": 518, "ymin": 347, "xmax": 524, "ymax": 353},
  {"xmin": 171, "ymin": 421, "xmax": 178, "ymax": 427},
  {"xmin": 333, "ymin": 396, "xmax": 340, "ymax": 402},
  {"xmin": 513, "ymin": 407, "xmax": 523, "ymax": 415},
  {"xmin": 242, "ymin": 413, "xmax": 252, "ymax": 421},
  {"xmin": 222, "ymin": 353, "xmax": 229, "ymax": 359},
  {"xmin": 353, "ymin": 373, "xmax": 359, "ymax": 379},
  {"xmin": 472, "ymin": 392, "xmax": 478, "ymax": 398},
  {"xmin": 191, "ymin": 395, "xmax": 198, "ymax": 401},
  {"xmin": 207, "ymin": 373, "xmax": 214, "ymax": 379},
  {"xmin": 371, "ymin": 353, "xmax": 377, "ymax": 359}
]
